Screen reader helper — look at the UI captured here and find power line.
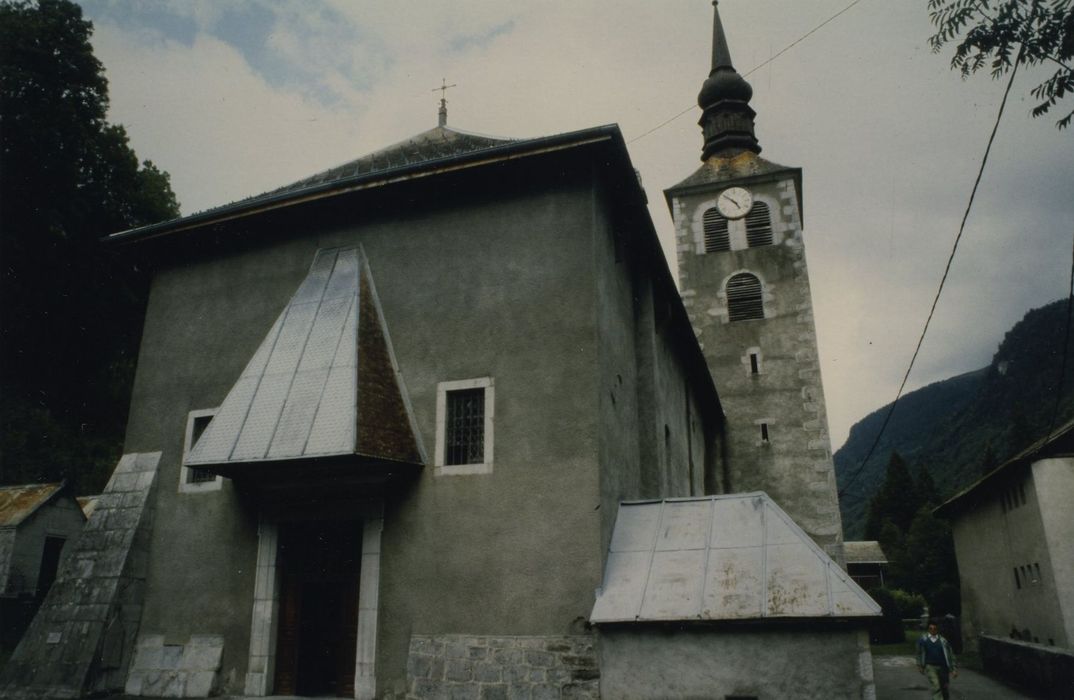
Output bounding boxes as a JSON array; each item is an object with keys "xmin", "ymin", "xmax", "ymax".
[
  {"xmin": 837, "ymin": 51, "xmax": 1024, "ymax": 498},
  {"xmin": 627, "ymin": 0, "xmax": 868, "ymax": 145}
]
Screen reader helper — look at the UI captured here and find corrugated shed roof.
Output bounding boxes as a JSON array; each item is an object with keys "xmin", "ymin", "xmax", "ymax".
[
  {"xmin": 843, "ymin": 541, "xmax": 888, "ymax": 565},
  {"xmin": 0, "ymin": 482, "xmax": 65, "ymax": 527},
  {"xmin": 590, "ymin": 493, "xmax": 880, "ymax": 623},
  {"xmin": 185, "ymin": 246, "xmax": 424, "ymax": 470}
]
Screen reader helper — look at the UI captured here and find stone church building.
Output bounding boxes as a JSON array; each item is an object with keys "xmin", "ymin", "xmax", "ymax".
[{"xmin": 1, "ymin": 5, "xmax": 878, "ymax": 699}]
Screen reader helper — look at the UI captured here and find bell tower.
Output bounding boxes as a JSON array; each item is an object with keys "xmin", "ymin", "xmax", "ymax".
[{"xmin": 665, "ymin": 2, "xmax": 843, "ymax": 559}]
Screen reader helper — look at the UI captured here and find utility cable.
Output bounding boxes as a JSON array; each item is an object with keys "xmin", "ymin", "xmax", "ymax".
[
  {"xmin": 837, "ymin": 48, "xmax": 1024, "ymax": 498},
  {"xmin": 627, "ymin": 0, "xmax": 868, "ymax": 145}
]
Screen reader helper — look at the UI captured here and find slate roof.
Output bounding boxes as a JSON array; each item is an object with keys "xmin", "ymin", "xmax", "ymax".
[
  {"xmin": 263, "ymin": 125, "xmax": 515, "ymax": 199},
  {"xmin": 185, "ymin": 246, "xmax": 424, "ymax": 471},
  {"xmin": 590, "ymin": 493, "xmax": 880, "ymax": 623},
  {"xmin": 843, "ymin": 541, "xmax": 888, "ymax": 565},
  {"xmin": 0, "ymin": 483, "xmax": 67, "ymax": 528}
]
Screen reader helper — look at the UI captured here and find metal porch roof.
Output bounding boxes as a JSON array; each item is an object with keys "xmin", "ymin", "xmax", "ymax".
[
  {"xmin": 590, "ymin": 493, "xmax": 880, "ymax": 623},
  {"xmin": 185, "ymin": 246, "xmax": 424, "ymax": 472}
]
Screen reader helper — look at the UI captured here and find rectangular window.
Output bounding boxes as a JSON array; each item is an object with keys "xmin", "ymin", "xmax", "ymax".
[
  {"xmin": 187, "ymin": 415, "xmax": 216, "ymax": 483},
  {"xmin": 435, "ymin": 378, "xmax": 494, "ymax": 476},
  {"xmin": 179, "ymin": 408, "xmax": 223, "ymax": 493},
  {"xmin": 749, "ymin": 352, "xmax": 759, "ymax": 375},
  {"xmin": 1033, "ymin": 563, "xmax": 1041, "ymax": 583},
  {"xmin": 1014, "ymin": 567, "xmax": 1021, "ymax": 589},
  {"xmin": 446, "ymin": 388, "xmax": 485, "ymax": 465},
  {"xmin": 760, "ymin": 423, "xmax": 769, "ymax": 443}
]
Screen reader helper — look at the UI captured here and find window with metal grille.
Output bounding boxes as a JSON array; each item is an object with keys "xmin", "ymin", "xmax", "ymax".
[
  {"xmin": 726, "ymin": 273, "xmax": 763, "ymax": 322},
  {"xmin": 187, "ymin": 414, "xmax": 216, "ymax": 483},
  {"xmin": 446, "ymin": 388, "xmax": 485, "ymax": 465},
  {"xmin": 703, "ymin": 208, "xmax": 729, "ymax": 252},
  {"xmin": 745, "ymin": 201, "xmax": 773, "ymax": 247}
]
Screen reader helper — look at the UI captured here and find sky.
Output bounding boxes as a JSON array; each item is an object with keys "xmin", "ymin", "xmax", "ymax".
[{"xmin": 78, "ymin": 0, "xmax": 1073, "ymax": 450}]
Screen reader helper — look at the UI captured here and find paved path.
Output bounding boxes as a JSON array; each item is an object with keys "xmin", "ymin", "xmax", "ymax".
[{"xmin": 873, "ymin": 655, "xmax": 1039, "ymax": 699}]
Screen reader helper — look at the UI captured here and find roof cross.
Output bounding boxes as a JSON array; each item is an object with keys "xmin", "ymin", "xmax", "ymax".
[{"xmin": 432, "ymin": 78, "xmax": 457, "ymax": 127}]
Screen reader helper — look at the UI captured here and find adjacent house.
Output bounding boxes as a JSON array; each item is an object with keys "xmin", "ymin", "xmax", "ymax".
[
  {"xmin": 1, "ymin": 6, "xmax": 877, "ymax": 699},
  {"xmin": 0, "ymin": 482, "xmax": 85, "ymax": 648},
  {"xmin": 937, "ymin": 417, "xmax": 1074, "ymax": 651},
  {"xmin": 843, "ymin": 541, "xmax": 889, "ymax": 590}
]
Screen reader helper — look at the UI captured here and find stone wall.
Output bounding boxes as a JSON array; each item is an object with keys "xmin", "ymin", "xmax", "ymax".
[
  {"xmin": 979, "ymin": 635, "xmax": 1074, "ymax": 698},
  {"xmin": 405, "ymin": 634, "xmax": 599, "ymax": 699},
  {"xmin": 0, "ymin": 452, "xmax": 160, "ymax": 699},
  {"xmin": 125, "ymin": 634, "xmax": 224, "ymax": 697}
]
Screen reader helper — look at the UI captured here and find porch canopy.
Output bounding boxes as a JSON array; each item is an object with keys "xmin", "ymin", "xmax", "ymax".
[
  {"xmin": 591, "ymin": 493, "xmax": 880, "ymax": 623},
  {"xmin": 184, "ymin": 246, "xmax": 424, "ymax": 493}
]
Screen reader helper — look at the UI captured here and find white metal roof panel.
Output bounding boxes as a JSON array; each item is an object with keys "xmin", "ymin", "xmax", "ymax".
[
  {"xmin": 590, "ymin": 493, "xmax": 880, "ymax": 623},
  {"xmin": 185, "ymin": 246, "xmax": 422, "ymax": 469}
]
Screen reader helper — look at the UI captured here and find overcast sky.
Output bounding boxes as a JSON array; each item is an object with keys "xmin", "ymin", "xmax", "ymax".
[{"xmin": 79, "ymin": 0, "xmax": 1073, "ymax": 450}]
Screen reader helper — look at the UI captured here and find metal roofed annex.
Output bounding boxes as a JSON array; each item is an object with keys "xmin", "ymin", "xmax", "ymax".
[{"xmin": 590, "ymin": 493, "xmax": 880, "ymax": 624}]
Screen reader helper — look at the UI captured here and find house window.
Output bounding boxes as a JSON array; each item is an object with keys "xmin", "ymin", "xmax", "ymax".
[
  {"xmin": 760, "ymin": 423, "xmax": 770, "ymax": 443},
  {"xmin": 179, "ymin": 408, "xmax": 223, "ymax": 493},
  {"xmin": 726, "ymin": 273, "xmax": 764, "ymax": 322},
  {"xmin": 435, "ymin": 378, "xmax": 494, "ymax": 476},
  {"xmin": 745, "ymin": 201, "xmax": 773, "ymax": 247},
  {"xmin": 1014, "ymin": 567, "xmax": 1021, "ymax": 589},
  {"xmin": 749, "ymin": 352, "xmax": 760, "ymax": 375},
  {"xmin": 1033, "ymin": 563, "xmax": 1041, "ymax": 583},
  {"xmin": 37, "ymin": 536, "xmax": 66, "ymax": 597},
  {"xmin": 703, "ymin": 207, "xmax": 730, "ymax": 252}
]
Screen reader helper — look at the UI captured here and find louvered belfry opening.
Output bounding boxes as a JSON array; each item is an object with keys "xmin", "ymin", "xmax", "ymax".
[
  {"xmin": 745, "ymin": 201, "xmax": 773, "ymax": 247},
  {"xmin": 445, "ymin": 388, "xmax": 485, "ymax": 465},
  {"xmin": 726, "ymin": 273, "xmax": 763, "ymax": 322},
  {"xmin": 703, "ymin": 207, "xmax": 730, "ymax": 252}
]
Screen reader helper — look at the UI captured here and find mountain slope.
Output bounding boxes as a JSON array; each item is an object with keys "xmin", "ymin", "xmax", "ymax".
[{"xmin": 836, "ymin": 299, "xmax": 1074, "ymax": 539}]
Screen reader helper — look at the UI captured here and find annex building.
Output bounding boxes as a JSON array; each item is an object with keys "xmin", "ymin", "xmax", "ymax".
[{"xmin": 1, "ymin": 5, "xmax": 879, "ymax": 699}]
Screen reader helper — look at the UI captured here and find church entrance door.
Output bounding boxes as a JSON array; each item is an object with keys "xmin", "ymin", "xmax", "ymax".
[{"xmin": 273, "ymin": 519, "xmax": 361, "ymax": 697}]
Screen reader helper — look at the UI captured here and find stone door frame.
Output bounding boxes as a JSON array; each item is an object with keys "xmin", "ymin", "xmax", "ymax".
[{"xmin": 244, "ymin": 505, "xmax": 383, "ymax": 699}]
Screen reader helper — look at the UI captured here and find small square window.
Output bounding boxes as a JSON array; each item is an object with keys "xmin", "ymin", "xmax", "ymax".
[
  {"xmin": 179, "ymin": 408, "xmax": 223, "ymax": 493},
  {"xmin": 435, "ymin": 378, "xmax": 494, "ymax": 476}
]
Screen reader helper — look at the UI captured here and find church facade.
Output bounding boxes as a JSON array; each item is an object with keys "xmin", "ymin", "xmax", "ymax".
[{"xmin": 1, "ymin": 5, "xmax": 876, "ymax": 700}]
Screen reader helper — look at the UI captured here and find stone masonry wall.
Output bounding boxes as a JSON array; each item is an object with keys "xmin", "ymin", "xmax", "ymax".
[
  {"xmin": 406, "ymin": 634, "xmax": 599, "ymax": 700},
  {"xmin": 125, "ymin": 634, "xmax": 224, "ymax": 697}
]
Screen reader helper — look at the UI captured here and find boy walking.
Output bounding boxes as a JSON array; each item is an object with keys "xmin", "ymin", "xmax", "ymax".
[{"xmin": 917, "ymin": 621, "xmax": 958, "ymax": 699}]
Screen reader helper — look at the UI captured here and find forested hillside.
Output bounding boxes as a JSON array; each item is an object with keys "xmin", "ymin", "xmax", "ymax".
[{"xmin": 836, "ymin": 298, "xmax": 1074, "ymax": 539}]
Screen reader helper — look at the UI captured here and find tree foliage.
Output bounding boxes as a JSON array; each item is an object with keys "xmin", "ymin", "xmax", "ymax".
[
  {"xmin": 864, "ymin": 452, "xmax": 920, "ymax": 539},
  {"xmin": 928, "ymin": 0, "xmax": 1074, "ymax": 129},
  {"xmin": 0, "ymin": 0, "xmax": 179, "ymax": 494}
]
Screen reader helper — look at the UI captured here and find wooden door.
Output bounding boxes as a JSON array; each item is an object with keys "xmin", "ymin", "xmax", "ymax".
[{"xmin": 273, "ymin": 520, "xmax": 361, "ymax": 697}]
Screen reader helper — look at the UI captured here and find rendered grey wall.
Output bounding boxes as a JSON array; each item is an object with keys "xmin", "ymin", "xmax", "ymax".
[
  {"xmin": 124, "ymin": 166, "xmax": 619, "ymax": 696},
  {"xmin": 599, "ymin": 626, "xmax": 873, "ymax": 699},
  {"xmin": 953, "ymin": 462, "xmax": 1069, "ymax": 652},
  {"xmin": 1034, "ymin": 458, "xmax": 1074, "ymax": 648},
  {"xmin": 671, "ymin": 175, "xmax": 843, "ymax": 557}
]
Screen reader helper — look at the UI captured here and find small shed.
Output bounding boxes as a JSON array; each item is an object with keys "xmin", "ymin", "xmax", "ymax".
[
  {"xmin": 843, "ymin": 540, "xmax": 889, "ymax": 590},
  {"xmin": 0, "ymin": 481, "xmax": 86, "ymax": 648},
  {"xmin": 591, "ymin": 493, "xmax": 880, "ymax": 699}
]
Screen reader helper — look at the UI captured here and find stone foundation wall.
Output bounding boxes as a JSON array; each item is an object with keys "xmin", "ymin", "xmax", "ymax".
[
  {"xmin": 125, "ymin": 634, "xmax": 224, "ymax": 698},
  {"xmin": 406, "ymin": 634, "xmax": 599, "ymax": 699},
  {"xmin": 979, "ymin": 635, "xmax": 1074, "ymax": 698}
]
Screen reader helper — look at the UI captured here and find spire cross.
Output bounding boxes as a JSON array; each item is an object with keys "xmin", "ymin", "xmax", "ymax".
[{"xmin": 432, "ymin": 78, "xmax": 457, "ymax": 126}]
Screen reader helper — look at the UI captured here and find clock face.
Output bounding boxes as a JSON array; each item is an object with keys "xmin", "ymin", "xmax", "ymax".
[{"xmin": 716, "ymin": 186, "xmax": 753, "ymax": 219}]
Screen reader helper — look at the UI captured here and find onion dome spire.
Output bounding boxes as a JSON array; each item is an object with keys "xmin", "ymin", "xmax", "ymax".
[{"xmin": 697, "ymin": 1, "xmax": 761, "ymax": 159}]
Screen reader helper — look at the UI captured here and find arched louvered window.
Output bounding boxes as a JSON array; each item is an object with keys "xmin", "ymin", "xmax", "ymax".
[
  {"xmin": 745, "ymin": 201, "xmax": 773, "ymax": 247},
  {"xmin": 726, "ymin": 273, "xmax": 764, "ymax": 322},
  {"xmin": 703, "ymin": 207, "xmax": 730, "ymax": 252}
]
